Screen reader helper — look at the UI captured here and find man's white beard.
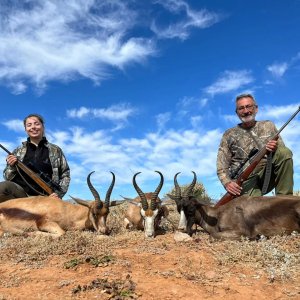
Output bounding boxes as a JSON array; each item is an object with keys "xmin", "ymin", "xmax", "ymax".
[{"xmin": 240, "ymin": 113, "xmax": 256, "ymax": 123}]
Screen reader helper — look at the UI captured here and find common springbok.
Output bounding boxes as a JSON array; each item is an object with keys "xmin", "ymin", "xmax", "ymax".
[
  {"xmin": 166, "ymin": 172, "xmax": 195, "ymax": 232},
  {"xmin": 173, "ymin": 172, "xmax": 300, "ymax": 240},
  {"xmin": 0, "ymin": 171, "xmax": 119, "ymax": 237},
  {"xmin": 124, "ymin": 171, "xmax": 169, "ymax": 238}
]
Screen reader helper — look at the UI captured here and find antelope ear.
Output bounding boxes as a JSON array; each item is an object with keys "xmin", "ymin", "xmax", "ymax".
[
  {"xmin": 129, "ymin": 201, "xmax": 142, "ymax": 207},
  {"xmin": 193, "ymin": 196, "xmax": 211, "ymax": 206},
  {"xmin": 166, "ymin": 194, "xmax": 177, "ymax": 201},
  {"xmin": 120, "ymin": 195, "xmax": 135, "ymax": 201},
  {"xmin": 109, "ymin": 200, "xmax": 127, "ymax": 207},
  {"xmin": 70, "ymin": 196, "xmax": 90, "ymax": 207}
]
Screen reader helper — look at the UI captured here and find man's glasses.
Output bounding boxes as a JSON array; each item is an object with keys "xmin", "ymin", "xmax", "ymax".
[{"xmin": 236, "ymin": 104, "xmax": 256, "ymax": 112}]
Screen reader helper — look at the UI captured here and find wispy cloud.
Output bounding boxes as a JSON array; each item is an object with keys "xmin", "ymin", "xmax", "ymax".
[
  {"xmin": 156, "ymin": 112, "xmax": 171, "ymax": 132},
  {"xmin": 267, "ymin": 52, "xmax": 300, "ymax": 79},
  {"xmin": 204, "ymin": 70, "xmax": 254, "ymax": 96},
  {"xmin": 2, "ymin": 119, "xmax": 24, "ymax": 132},
  {"xmin": 259, "ymin": 103, "xmax": 300, "ymax": 120},
  {"xmin": 67, "ymin": 103, "xmax": 136, "ymax": 130},
  {"xmin": 0, "ymin": 0, "xmax": 156, "ymax": 94},
  {"xmin": 178, "ymin": 96, "xmax": 208, "ymax": 109},
  {"xmin": 151, "ymin": 0, "xmax": 222, "ymax": 40},
  {"xmin": 267, "ymin": 63, "xmax": 289, "ymax": 78}
]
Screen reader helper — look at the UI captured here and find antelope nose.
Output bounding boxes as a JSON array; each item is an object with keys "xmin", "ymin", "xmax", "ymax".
[{"xmin": 145, "ymin": 231, "xmax": 154, "ymax": 238}]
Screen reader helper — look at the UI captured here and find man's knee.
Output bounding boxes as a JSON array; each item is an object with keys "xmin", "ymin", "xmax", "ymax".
[{"xmin": 275, "ymin": 146, "xmax": 293, "ymax": 161}]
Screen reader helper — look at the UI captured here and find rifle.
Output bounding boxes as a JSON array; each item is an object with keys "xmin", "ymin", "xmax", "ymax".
[
  {"xmin": 0, "ymin": 143, "xmax": 54, "ymax": 195},
  {"xmin": 215, "ymin": 106, "xmax": 300, "ymax": 208}
]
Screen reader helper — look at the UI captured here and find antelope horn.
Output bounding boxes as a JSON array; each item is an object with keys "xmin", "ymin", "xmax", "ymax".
[
  {"xmin": 104, "ymin": 172, "xmax": 115, "ymax": 208},
  {"xmin": 87, "ymin": 171, "xmax": 103, "ymax": 209},
  {"xmin": 133, "ymin": 172, "xmax": 148, "ymax": 211},
  {"xmin": 151, "ymin": 171, "xmax": 164, "ymax": 210},
  {"xmin": 174, "ymin": 172, "xmax": 181, "ymax": 200},
  {"xmin": 183, "ymin": 171, "xmax": 197, "ymax": 198}
]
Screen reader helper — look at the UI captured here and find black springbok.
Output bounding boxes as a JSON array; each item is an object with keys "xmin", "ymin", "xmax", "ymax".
[{"xmin": 171, "ymin": 172, "xmax": 300, "ymax": 240}]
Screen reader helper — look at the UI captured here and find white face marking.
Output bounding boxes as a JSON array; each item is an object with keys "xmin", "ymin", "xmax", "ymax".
[
  {"xmin": 141, "ymin": 209, "xmax": 158, "ymax": 237},
  {"xmin": 178, "ymin": 209, "xmax": 187, "ymax": 231}
]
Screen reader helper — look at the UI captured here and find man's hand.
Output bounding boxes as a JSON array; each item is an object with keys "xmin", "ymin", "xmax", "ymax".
[
  {"xmin": 225, "ymin": 181, "xmax": 242, "ymax": 196},
  {"xmin": 266, "ymin": 139, "xmax": 278, "ymax": 152}
]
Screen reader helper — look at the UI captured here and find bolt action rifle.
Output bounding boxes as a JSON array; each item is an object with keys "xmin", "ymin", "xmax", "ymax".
[
  {"xmin": 215, "ymin": 106, "xmax": 300, "ymax": 208},
  {"xmin": 0, "ymin": 143, "xmax": 57, "ymax": 195}
]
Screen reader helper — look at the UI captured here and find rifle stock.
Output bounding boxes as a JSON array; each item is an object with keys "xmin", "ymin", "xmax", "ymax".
[
  {"xmin": 0, "ymin": 143, "xmax": 53, "ymax": 195},
  {"xmin": 215, "ymin": 106, "xmax": 300, "ymax": 208}
]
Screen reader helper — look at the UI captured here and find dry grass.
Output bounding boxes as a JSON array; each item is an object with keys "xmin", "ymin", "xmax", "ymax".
[{"xmin": 0, "ymin": 201, "xmax": 299, "ymax": 296}]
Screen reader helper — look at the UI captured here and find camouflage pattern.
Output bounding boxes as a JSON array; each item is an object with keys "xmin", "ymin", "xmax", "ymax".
[
  {"xmin": 3, "ymin": 140, "xmax": 70, "ymax": 198},
  {"xmin": 217, "ymin": 120, "xmax": 285, "ymax": 187}
]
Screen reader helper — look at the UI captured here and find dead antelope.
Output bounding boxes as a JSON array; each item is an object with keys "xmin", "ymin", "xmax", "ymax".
[
  {"xmin": 124, "ymin": 171, "xmax": 169, "ymax": 238},
  {"xmin": 174, "ymin": 172, "xmax": 300, "ymax": 240},
  {"xmin": 166, "ymin": 172, "xmax": 196, "ymax": 232},
  {"xmin": 0, "ymin": 171, "xmax": 119, "ymax": 237}
]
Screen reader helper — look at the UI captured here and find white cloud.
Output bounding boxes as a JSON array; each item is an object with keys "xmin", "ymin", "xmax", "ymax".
[
  {"xmin": 0, "ymin": 0, "xmax": 156, "ymax": 93},
  {"xmin": 190, "ymin": 116, "xmax": 203, "ymax": 127},
  {"xmin": 176, "ymin": 96, "xmax": 209, "ymax": 121},
  {"xmin": 45, "ymin": 124, "xmax": 223, "ymax": 198},
  {"xmin": 2, "ymin": 119, "xmax": 24, "ymax": 132},
  {"xmin": 179, "ymin": 96, "xmax": 208, "ymax": 109},
  {"xmin": 267, "ymin": 63, "xmax": 289, "ymax": 78},
  {"xmin": 266, "ymin": 52, "xmax": 300, "ymax": 80},
  {"xmin": 156, "ymin": 112, "xmax": 171, "ymax": 132},
  {"xmin": 67, "ymin": 107, "xmax": 90, "ymax": 119},
  {"xmin": 152, "ymin": 0, "xmax": 222, "ymax": 40},
  {"xmin": 204, "ymin": 70, "xmax": 254, "ymax": 96},
  {"xmin": 259, "ymin": 103, "xmax": 300, "ymax": 120},
  {"xmin": 67, "ymin": 104, "xmax": 136, "ymax": 130}
]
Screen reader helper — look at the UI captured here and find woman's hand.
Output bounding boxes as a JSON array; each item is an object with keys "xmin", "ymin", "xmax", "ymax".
[
  {"xmin": 49, "ymin": 193, "xmax": 60, "ymax": 199},
  {"xmin": 6, "ymin": 154, "xmax": 18, "ymax": 166}
]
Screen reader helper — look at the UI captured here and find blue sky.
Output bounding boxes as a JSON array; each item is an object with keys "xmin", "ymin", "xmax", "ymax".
[{"xmin": 1, "ymin": 0, "xmax": 300, "ymax": 201}]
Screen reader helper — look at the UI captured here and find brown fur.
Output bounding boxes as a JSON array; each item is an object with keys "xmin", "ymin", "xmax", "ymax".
[
  {"xmin": 124, "ymin": 193, "xmax": 167, "ymax": 231},
  {"xmin": 185, "ymin": 195, "xmax": 300, "ymax": 240},
  {"xmin": 0, "ymin": 196, "xmax": 110, "ymax": 237}
]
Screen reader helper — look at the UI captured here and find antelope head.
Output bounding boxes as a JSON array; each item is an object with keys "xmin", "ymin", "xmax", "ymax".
[
  {"xmin": 70, "ymin": 171, "xmax": 115, "ymax": 234},
  {"xmin": 167, "ymin": 171, "xmax": 197, "ymax": 231},
  {"xmin": 133, "ymin": 171, "xmax": 164, "ymax": 237}
]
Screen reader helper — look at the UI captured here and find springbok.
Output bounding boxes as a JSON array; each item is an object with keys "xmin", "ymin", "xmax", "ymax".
[
  {"xmin": 124, "ymin": 171, "xmax": 169, "ymax": 238},
  {"xmin": 0, "ymin": 171, "xmax": 119, "ymax": 237},
  {"xmin": 173, "ymin": 172, "xmax": 300, "ymax": 240},
  {"xmin": 166, "ymin": 172, "xmax": 195, "ymax": 232}
]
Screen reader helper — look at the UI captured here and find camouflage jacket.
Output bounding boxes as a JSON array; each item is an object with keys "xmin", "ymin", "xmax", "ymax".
[
  {"xmin": 4, "ymin": 139, "xmax": 70, "ymax": 199},
  {"xmin": 216, "ymin": 120, "xmax": 285, "ymax": 187}
]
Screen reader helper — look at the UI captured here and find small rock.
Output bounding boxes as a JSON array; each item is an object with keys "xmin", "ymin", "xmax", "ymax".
[
  {"xmin": 205, "ymin": 270, "xmax": 216, "ymax": 280},
  {"xmin": 174, "ymin": 231, "xmax": 193, "ymax": 242}
]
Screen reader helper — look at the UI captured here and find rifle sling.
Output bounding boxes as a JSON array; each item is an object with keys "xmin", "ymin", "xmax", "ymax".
[
  {"xmin": 261, "ymin": 152, "xmax": 273, "ymax": 195},
  {"xmin": 16, "ymin": 165, "xmax": 47, "ymax": 196}
]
